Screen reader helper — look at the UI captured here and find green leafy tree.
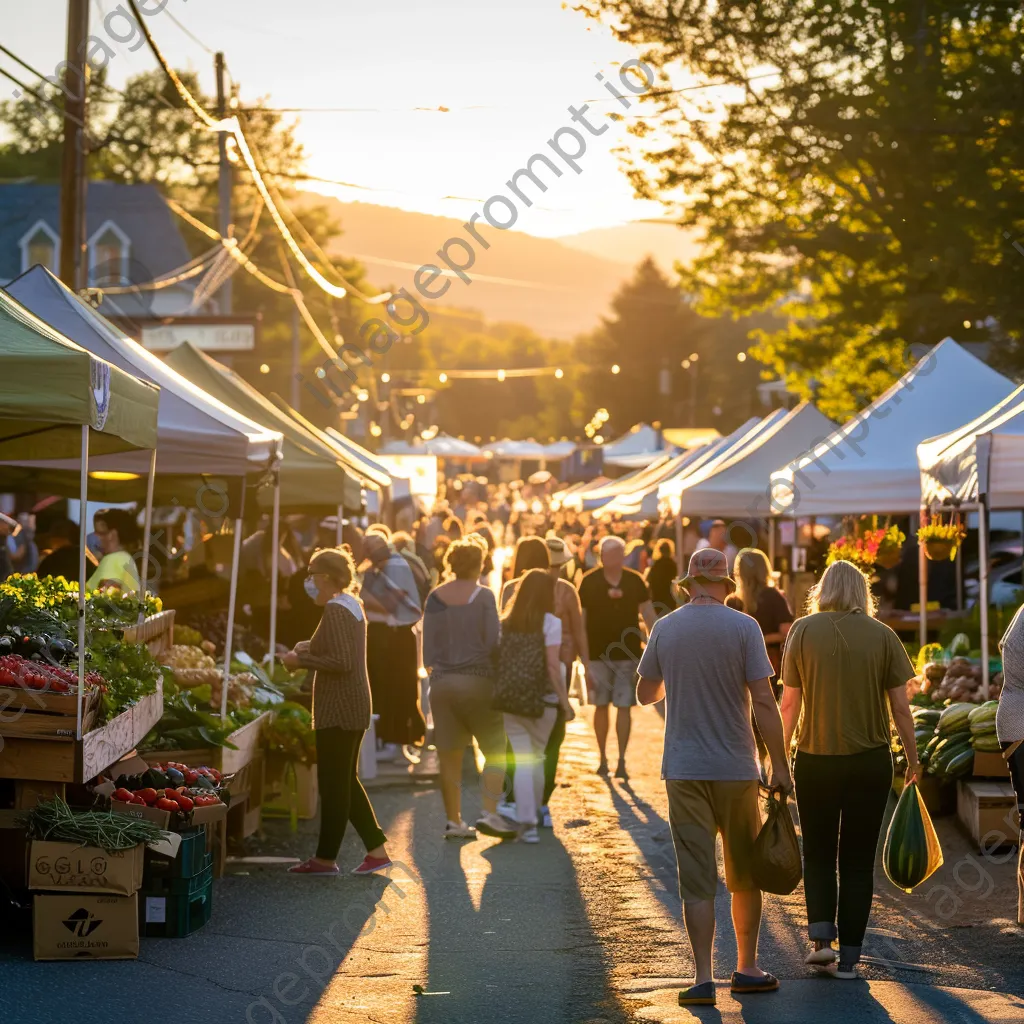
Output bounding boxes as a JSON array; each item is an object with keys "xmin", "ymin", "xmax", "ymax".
[
  {"xmin": 578, "ymin": 258, "xmax": 765, "ymax": 436},
  {"xmin": 577, "ymin": 0, "xmax": 1024, "ymax": 418}
]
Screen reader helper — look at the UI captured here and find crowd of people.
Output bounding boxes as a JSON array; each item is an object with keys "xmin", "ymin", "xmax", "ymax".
[{"xmin": 6, "ymin": 474, "xmax": 1023, "ymax": 1003}]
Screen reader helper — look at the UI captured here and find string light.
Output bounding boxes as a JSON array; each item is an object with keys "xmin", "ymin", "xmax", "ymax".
[
  {"xmin": 259, "ymin": 363, "xmax": 270, "ymax": 374},
  {"xmin": 554, "ymin": 368, "xmax": 564, "ymax": 379},
  {"xmin": 497, "ymin": 369, "xmax": 506, "ymax": 382},
  {"xmin": 737, "ymin": 352, "xmax": 747, "ymax": 362},
  {"xmin": 682, "ymin": 359, "xmax": 691, "ymax": 369},
  {"xmin": 416, "ymin": 393, "xmax": 426, "ymax": 404},
  {"xmin": 381, "ymin": 373, "xmax": 391, "ymax": 383},
  {"xmin": 611, "ymin": 364, "xmax": 621, "ymax": 374},
  {"xmin": 439, "ymin": 372, "xmax": 448, "ymax": 383}
]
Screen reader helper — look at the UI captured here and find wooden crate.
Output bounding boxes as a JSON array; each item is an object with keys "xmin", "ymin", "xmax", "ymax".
[
  {"xmin": 0, "ymin": 687, "xmax": 100, "ymax": 741},
  {"xmin": 121, "ymin": 609, "xmax": 175, "ymax": 658},
  {"xmin": 140, "ymin": 709, "xmax": 274, "ymax": 777},
  {"xmin": 0, "ymin": 683, "xmax": 163, "ymax": 783},
  {"xmin": 957, "ymin": 780, "xmax": 1021, "ymax": 851}
]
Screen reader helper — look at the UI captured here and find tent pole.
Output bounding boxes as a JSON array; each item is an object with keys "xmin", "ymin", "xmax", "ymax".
[
  {"xmin": 138, "ymin": 448, "xmax": 157, "ymax": 624},
  {"xmin": 955, "ymin": 538, "xmax": 964, "ymax": 612},
  {"xmin": 76, "ymin": 425, "xmax": 89, "ymax": 742},
  {"xmin": 336, "ymin": 504, "xmax": 344, "ymax": 546},
  {"xmin": 979, "ymin": 501, "xmax": 991, "ymax": 699},
  {"xmin": 221, "ymin": 518, "xmax": 243, "ymax": 721},
  {"xmin": 268, "ymin": 475, "xmax": 281, "ymax": 671},
  {"xmin": 918, "ymin": 508, "xmax": 928, "ymax": 649},
  {"xmin": 768, "ymin": 516, "xmax": 776, "ymax": 569},
  {"xmin": 674, "ymin": 506, "xmax": 684, "ymax": 578}
]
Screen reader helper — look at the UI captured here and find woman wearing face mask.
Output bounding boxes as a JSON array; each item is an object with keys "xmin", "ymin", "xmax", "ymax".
[{"xmin": 281, "ymin": 547, "xmax": 392, "ymax": 876}]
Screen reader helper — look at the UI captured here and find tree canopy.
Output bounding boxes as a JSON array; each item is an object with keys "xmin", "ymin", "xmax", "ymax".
[{"xmin": 577, "ymin": 0, "xmax": 1024, "ymax": 419}]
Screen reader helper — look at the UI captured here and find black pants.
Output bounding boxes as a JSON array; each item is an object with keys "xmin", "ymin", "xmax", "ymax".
[
  {"xmin": 315, "ymin": 727, "xmax": 387, "ymax": 862},
  {"xmin": 794, "ymin": 746, "xmax": 893, "ymax": 956}
]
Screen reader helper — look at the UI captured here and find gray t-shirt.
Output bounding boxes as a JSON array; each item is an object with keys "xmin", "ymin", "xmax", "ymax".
[{"xmin": 637, "ymin": 602, "xmax": 774, "ymax": 781}]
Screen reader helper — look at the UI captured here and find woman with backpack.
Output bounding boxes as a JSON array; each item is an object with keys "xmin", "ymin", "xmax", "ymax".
[{"xmin": 495, "ymin": 568, "xmax": 575, "ymax": 843}]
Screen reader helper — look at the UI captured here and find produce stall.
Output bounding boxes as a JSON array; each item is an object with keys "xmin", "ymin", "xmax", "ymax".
[
  {"xmin": 0, "ymin": 285, "xmax": 161, "ymax": 791},
  {"xmin": 2, "ymin": 267, "xmax": 284, "ymax": 715},
  {"xmin": 0, "ymin": 578, "xmax": 167, "ymax": 783}
]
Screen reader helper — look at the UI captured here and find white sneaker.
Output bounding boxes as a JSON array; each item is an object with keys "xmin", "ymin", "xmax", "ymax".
[
  {"xmin": 444, "ymin": 820, "xmax": 477, "ymax": 840},
  {"xmin": 834, "ymin": 963, "xmax": 861, "ymax": 980},
  {"xmin": 496, "ymin": 800, "xmax": 517, "ymax": 821},
  {"xmin": 805, "ymin": 946, "xmax": 837, "ymax": 966},
  {"xmin": 520, "ymin": 827, "xmax": 540, "ymax": 844},
  {"xmin": 539, "ymin": 806, "xmax": 552, "ymax": 828}
]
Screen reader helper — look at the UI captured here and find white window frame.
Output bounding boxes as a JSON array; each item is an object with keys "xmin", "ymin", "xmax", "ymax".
[
  {"xmin": 87, "ymin": 219, "xmax": 131, "ymax": 285},
  {"xmin": 18, "ymin": 220, "xmax": 60, "ymax": 274}
]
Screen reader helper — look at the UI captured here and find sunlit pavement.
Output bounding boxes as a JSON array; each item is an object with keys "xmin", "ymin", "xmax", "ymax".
[{"xmin": 2, "ymin": 705, "xmax": 1023, "ymax": 1023}]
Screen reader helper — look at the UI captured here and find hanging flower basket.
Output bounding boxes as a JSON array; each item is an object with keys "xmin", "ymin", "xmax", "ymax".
[
  {"xmin": 923, "ymin": 538, "xmax": 956, "ymax": 562},
  {"xmin": 919, "ymin": 513, "xmax": 965, "ymax": 563},
  {"xmin": 876, "ymin": 547, "xmax": 903, "ymax": 570}
]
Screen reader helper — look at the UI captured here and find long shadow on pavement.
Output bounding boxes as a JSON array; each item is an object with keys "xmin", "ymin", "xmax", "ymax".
[{"xmin": 412, "ymin": 753, "xmax": 624, "ymax": 1024}]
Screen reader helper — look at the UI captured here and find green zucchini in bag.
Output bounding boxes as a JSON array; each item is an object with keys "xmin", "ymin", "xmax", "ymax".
[{"xmin": 883, "ymin": 780, "xmax": 944, "ymax": 892}]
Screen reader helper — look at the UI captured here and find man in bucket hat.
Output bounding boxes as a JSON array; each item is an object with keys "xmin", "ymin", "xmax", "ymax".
[{"xmin": 637, "ymin": 548, "xmax": 792, "ymax": 1007}]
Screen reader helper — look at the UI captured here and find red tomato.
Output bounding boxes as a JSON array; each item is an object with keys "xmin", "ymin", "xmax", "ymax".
[
  {"xmin": 155, "ymin": 797, "xmax": 179, "ymax": 812},
  {"xmin": 111, "ymin": 788, "xmax": 135, "ymax": 803},
  {"xmin": 132, "ymin": 795, "xmax": 147, "ymax": 804},
  {"xmin": 175, "ymin": 795, "xmax": 194, "ymax": 812},
  {"xmin": 136, "ymin": 787, "xmax": 158, "ymax": 806}
]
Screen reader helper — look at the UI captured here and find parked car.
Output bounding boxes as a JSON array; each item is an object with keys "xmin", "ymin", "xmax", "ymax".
[{"xmin": 965, "ymin": 554, "xmax": 1024, "ymax": 608}]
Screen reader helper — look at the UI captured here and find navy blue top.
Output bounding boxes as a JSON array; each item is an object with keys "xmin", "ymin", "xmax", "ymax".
[{"xmin": 422, "ymin": 586, "xmax": 500, "ymax": 678}]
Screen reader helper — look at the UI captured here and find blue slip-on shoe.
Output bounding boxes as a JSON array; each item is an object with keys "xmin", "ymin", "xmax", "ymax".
[
  {"xmin": 730, "ymin": 971, "xmax": 779, "ymax": 993},
  {"xmin": 678, "ymin": 982, "xmax": 716, "ymax": 1006}
]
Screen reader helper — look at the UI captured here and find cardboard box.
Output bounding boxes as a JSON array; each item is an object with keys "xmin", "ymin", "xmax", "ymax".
[
  {"xmin": 28, "ymin": 841, "xmax": 144, "ymax": 897},
  {"xmin": 111, "ymin": 798, "xmax": 228, "ymax": 830},
  {"xmin": 972, "ymin": 750, "xmax": 1011, "ymax": 779},
  {"xmin": 957, "ymin": 780, "xmax": 1021, "ymax": 851},
  {"xmin": 33, "ymin": 892, "xmax": 139, "ymax": 961}
]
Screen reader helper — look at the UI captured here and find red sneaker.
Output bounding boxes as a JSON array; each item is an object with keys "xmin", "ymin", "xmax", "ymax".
[
  {"xmin": 351, "ymin": 855, "xmax": 393, "ymax": 876},
  {"xmin": 287, "ymin": 858, "xmax": 339, "ymax": 876}
]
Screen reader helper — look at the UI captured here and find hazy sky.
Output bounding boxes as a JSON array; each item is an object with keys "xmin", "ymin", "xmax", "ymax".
[{"xmin": 3, "ymin": 0, "xmax": 670, "ymax": 236}]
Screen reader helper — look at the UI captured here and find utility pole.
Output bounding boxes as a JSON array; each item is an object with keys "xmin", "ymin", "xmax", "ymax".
[
  {"xmin": 59, "ymin": 0, "xmax": 89, "ymax": 289},
  {"xmin": 215, "ymin": 51, "xmax": 233, "ymax": 314}
]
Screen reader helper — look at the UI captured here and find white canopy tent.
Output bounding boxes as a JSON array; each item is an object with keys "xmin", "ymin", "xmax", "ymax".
[
  {"xmin": 918, "ymin": 383, "xmax": 1024, "ymax": 696},
  {"xmin": 670, "ymin": 404, "xmax": 837, "ymax": 519},
  {"xmin": 381, "ymin": 434, "xmax": 483, "ymax": 458},
  {"xmin": 482, "ymin": 439, "xmax": 547, "ymax": 459},
  {"xmin": 769, "ymin": 338, "xmax": 1015, "ymax": 516},
  {"xmin": 560, "ymin": 455, "xmax": 673, "ymax": 512},
  {"xmin": 541, "ymin": 441, "xmax": 576, "ymax": 460},
  {"xmin": 602, "ymin": 424, "xmax": 667, "ymax": 469}
]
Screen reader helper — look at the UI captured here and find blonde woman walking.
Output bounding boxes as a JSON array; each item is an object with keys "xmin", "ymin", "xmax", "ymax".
[
  {"xmin": 733, "ymin": 548, "xmax": 793, "ymax": 678},
  {"xmin": 780, "ymin": 560, "xmax": 919, "ymax": 978}
]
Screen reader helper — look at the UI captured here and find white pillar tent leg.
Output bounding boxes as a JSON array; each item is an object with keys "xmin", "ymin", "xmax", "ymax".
[
  {"xmin": 336, "ymin": 504, "xmax": 344, "ymax": 546},
  {"xmin": 268, "ymin": 475, "xmax": 281, "ymax": 671},
  {"xmin": 221, "ymin": 518, "xmax": 244, "ymax": 721},
  {"xmin": 137, "ymin": 448, "xmax": 157, "ymax": 623},
  {"xmin": 76, "ymin": 425, "xmax": 89, "ymax": 741},
  {"xmin": 918, "ymin": 509, "xmax": 928, "ymax": 649},
  {"xmin": 979, "ymin": 501, "xmax": 991, "ymax": 699}
]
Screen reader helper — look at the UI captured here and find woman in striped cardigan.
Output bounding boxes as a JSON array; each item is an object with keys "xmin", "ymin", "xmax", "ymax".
[{"xmin": 282, "ymin": 547, "xmax": 392, "ymax": 877}]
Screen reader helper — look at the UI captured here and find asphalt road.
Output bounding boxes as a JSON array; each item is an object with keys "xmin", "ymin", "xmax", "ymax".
[{"xmin": 2, "ymin": 704, "xmax": 1023, "ymax": 1024}]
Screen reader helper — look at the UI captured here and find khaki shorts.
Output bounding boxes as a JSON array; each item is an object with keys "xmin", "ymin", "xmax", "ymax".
[
  {"xmin": 587, "ymin": 660, "xmax": 637, "ymax": 707},
  {"xmin": 666, "ymin": 779, "xmax": 761, "ymax": 902}
]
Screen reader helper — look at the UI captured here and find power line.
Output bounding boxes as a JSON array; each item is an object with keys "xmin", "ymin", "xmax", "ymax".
[{"xmin": 163, "ymin": 8, "xmax": 215, "ymax": 55}]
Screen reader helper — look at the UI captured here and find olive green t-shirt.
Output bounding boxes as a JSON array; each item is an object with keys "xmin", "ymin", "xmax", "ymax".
[{"xmin": 781, "ymin": 610, "xmax": 915, "ymax": 755}]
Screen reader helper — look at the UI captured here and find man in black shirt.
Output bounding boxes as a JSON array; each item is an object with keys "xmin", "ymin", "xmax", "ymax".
[{"xmin": 578, "ymin": 535, "xmax": 656, "ymax": 779}]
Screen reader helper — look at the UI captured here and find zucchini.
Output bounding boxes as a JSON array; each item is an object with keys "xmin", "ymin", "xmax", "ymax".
[{"xmin": 943, "ymin": 748, "xmax": 975, "ymax": 780}]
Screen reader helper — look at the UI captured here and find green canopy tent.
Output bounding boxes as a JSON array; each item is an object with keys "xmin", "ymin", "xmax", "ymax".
[
  {"xmin": 166, "ymin": 342, "xmax": 380, "ymax": 664},
  {"xmin": 0, "ymin": 287, "xmax": 160, "ymax": 738},
  {"xmin": 164, "ymin": 342, "xmax": 367, "ymax": 511}
]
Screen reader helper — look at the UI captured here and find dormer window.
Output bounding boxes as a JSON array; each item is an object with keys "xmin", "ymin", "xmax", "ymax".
[
  {"xmin": 88, "ymin": 220, "xmax": 131, "ymax": 286},
  {"xmin": 19, "ymin": 220, "xmax": 59, "ymax": 273}
]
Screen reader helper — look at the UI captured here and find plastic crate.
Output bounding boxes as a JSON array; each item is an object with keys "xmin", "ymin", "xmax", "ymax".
[
  {"xmin": 139, "ymin": 873, "xmax": 213, "ymax": 938},
  {"xmin": 144, "ymin": 827, "xmax": 208, "ymax": 881},
  {"xmin": 144, "ymin": 861, "xmax": 212, "ymax": 897}
]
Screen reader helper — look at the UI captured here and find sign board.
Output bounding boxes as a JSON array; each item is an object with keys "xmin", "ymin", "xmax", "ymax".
[
  {"xmin": 141, "ymin": 322, "xmax": 255, "ymax": 352},
  {"xmin": 377, "ymin": 455, "xmax": 438, "ymax": 502}
]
